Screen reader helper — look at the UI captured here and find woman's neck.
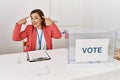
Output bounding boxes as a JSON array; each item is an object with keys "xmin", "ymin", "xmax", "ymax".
[{"xmin": 37, "ymin": 25, "xmax": 42, "ymax": 30}]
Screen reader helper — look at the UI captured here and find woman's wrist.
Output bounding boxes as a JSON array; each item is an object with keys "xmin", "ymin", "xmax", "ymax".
[
  {"xmin": 49, "ymin": 21, "xmax": 54, "ymax": 25},
  {"xmin": 17, "ymin": 21, "xmax": 22, "ymax": 25}
]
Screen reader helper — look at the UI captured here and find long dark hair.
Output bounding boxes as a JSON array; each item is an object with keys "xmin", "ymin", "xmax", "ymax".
[{"xmin": 30, "ymin": 9, "xmax": 46, "ymax": 26}]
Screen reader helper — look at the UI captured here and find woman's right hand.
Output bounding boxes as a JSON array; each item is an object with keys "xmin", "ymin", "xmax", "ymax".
[{"xmin": 17, "ymin": 16, "xmax": 29, "ymax": 25}]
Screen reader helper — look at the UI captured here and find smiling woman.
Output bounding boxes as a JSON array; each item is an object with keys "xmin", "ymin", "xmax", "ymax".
[
  {"xmin": 0, "ymin": 0, "xmax": 52, "ymax": 54},
  {"xmin": 12, "ymin": 9, "xmax": 62, "ymax": 52}
]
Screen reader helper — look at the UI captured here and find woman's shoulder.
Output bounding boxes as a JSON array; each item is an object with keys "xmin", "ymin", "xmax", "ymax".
[
  {"xmin": 26, "ymin": 24, "xmax": 34, "ymax": 29},
  {"xmin": 25, "ymin": 24, "xmax": 35, "ymax": 32},
  {"xmin": 43, "ymin": 23, "xmax": 58, "ymax": 30},
  {"xmin": 26, "ymin": 24, "xmax": 33, "ymax": 27}
]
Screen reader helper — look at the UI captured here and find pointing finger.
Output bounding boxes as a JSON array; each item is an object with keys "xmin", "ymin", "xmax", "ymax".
[
  {"xmin": 24, "ymin": 16, "xmax": 29, "ymax": 19},
  {"xmin": 42, "ymin": 16, "xmax": 45, "ymax": 18}
]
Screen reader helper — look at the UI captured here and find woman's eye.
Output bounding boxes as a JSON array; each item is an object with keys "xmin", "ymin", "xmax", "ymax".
[{"xmin": 35, "ymin": 18, "xmax": 38, "ymax": 19}]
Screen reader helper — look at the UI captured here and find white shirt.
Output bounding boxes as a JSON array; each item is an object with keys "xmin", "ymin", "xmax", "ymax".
[{"xmin": 36, "ymin": 29, "xmax": 47, "ymax": 50}]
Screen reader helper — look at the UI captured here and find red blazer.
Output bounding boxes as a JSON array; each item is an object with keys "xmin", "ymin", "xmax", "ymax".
[{"xmin": 12, "ymin": 23, "xmax": 62, "ymax": 52}]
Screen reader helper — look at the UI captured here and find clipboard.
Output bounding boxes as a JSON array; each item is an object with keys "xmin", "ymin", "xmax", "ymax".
[{"xmin": 27, "ymin": 50, "xmax": 51, "ymax": 62}]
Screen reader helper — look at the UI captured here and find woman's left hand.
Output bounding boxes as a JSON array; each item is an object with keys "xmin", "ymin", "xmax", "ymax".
[{"xmin": 42, "ymin": 16, "xmax": 53, "ymax": 25}]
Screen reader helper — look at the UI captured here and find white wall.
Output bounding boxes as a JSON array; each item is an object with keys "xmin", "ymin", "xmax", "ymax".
[
  {"xmin": 80, "ymin": 0, "xmax": 120, "ymax": 30},
  {"xmin": 1, "ymin": 0, "xmax": 120, "ymax": 54}
]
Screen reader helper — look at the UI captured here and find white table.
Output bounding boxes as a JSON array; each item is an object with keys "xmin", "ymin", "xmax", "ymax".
[{"xmin": 0, "ymin": 48, "xmax": 120, "ymax": 80}]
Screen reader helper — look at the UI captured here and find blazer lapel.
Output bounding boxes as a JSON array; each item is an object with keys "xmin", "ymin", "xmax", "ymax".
[{"xmin": 31, "ymin": 27, "xmax": 37, "ymax": 50}]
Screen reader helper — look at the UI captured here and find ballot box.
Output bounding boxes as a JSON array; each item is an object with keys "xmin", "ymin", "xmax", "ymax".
[{"xmin": 66, "ymin": 29, "xmax": 117, "ymax": 64}]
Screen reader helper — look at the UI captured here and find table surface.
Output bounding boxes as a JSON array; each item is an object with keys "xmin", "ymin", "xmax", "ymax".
[{"xmin": 0, "ymin": 48, "xmax": 120, "ymax": 80}]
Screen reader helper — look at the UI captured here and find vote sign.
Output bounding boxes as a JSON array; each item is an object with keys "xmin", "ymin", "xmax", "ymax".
[{"xmin": 75, "ymin": 39, "xmax": 109, "ymax": 62}]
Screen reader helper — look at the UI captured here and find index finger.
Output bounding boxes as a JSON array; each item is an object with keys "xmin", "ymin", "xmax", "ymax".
[
  {"xmin": 24, "ymin": 16, "xmax": 29, "ymax": 19},
  {"xmin": 42, "ymin": 16, "xmax": 47, "ymax": 19}
]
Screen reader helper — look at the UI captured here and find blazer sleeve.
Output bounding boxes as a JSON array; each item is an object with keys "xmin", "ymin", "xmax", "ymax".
[
  {"xmin": 12, "ymin": 23, "xmax": 28, "ymax": 41},
  {"xmin": 49, "ymin": 23, "xmax": 62, "ymax": 39}
]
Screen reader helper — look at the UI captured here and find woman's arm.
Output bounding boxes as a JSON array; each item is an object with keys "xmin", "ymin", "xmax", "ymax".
[
  {"xmin": 49, "ymin": 23, "xmax": 62, "ymax": 39},
  {"xmin": 43, "ymin": 16, "xmax": 62, "ymax": 39},
  {"xmin": 12, "ymin": 16, "xmax": 29, "ymax": 41},
  {"xmin": 12, "ymin": 23, "xmax": 27, "ymax": 41}
]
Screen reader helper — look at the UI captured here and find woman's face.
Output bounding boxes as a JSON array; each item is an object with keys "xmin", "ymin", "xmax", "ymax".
[{"xmin": 30, "ymin": 13, "xmax": 42, "ymax": 28}]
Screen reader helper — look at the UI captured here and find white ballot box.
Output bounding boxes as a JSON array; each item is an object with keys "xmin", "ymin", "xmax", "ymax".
[{"xmin": 66, "ymin": 29, "xmax": 117, "ymax": 65}]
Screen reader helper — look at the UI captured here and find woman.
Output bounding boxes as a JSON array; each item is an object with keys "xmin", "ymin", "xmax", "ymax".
[{"xmin": 12, "ymin": 9, "xmax": 62, "ymax": 52}]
